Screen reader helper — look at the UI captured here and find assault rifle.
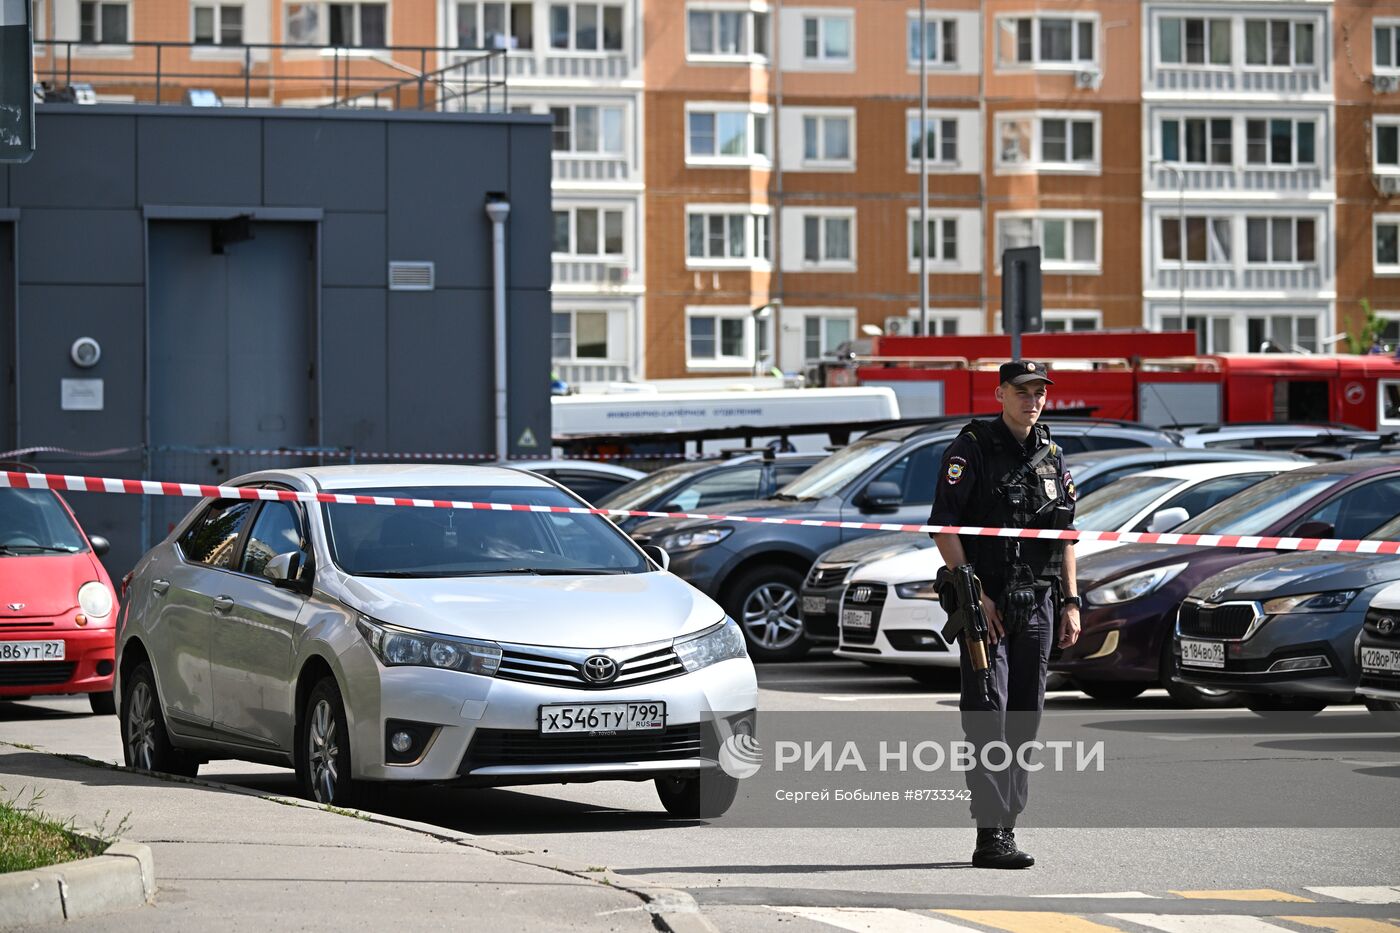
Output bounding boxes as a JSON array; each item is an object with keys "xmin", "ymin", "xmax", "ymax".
[{"xmin": 937, "ymin": 563, "xmax": 994, "ymax": 703}]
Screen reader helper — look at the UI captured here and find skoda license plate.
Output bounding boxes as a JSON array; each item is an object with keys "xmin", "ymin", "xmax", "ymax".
[
  {"xmin": 0, "ymin": 640, "xmax": 64, "ymax": 662},
  {"xmin": 802, "ymin": 595, "xmax": 827, "ymax": 615},
  {"xmin": 1361, "ymin": 646, "xmax": 1400, "ymax": 673},
  {"xmin": 539, "ymin": 702, "xmax": 666, "ymax": 735},
  {"xmin": 1180, "ymin": 638, "xmax": 1225, "ymax": 669},
  {"xmin": 841, "ymin": 609, "xmax": 873, "ymax": 631}
]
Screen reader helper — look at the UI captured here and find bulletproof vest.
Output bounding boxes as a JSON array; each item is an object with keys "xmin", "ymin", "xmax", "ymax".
[{"xmin": 957, "ymin": 419, "xmax": 1070, "ymax": 594}]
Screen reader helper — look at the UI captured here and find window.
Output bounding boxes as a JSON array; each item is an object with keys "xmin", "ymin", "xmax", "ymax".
[
  {"xmin": 286, "ymin": 2, "xmax": 386, "ymax": 46},
  {"xmin": 687, "ymin": 106, "xmax": 769, "ymax": 163},
  {"xmin": 457, "ymin": 2, "xmax": 532, "ymax": 50},
  {"xmin": 687, "ymin": 310, "xmax": 753, "ymax": 366},
  {"xmin": 549, "ymin": 3, "xmax": 623, "ymax": 52},
  {"xmin": 801, "ymin": 212, "xmax": 854, "ymax": 267},
  {"xmin": 906, "ymin": 114, "xmax": 958, "ymax": 164},
  {"xmin": 1377, "ymin": 121, "xmax": 1400, "ymax": 170},
  {"xmin": 1161, "ymin": 216, "xmax": 1232, "ymax": 264},
  {"xmin": 803, "ymin": 315, "xmax": 855, "ymax": 360},
  {"xmin": 1246, "ymin": 119, "xmax": 1316, "ymax": 166},
  {"xmin": 1133, "ymin": 474, "xmax": 1269, "ymax": 532},
  {"xmin": 686, "ymin": 208, "xmax": 770, "ymax": 266},
  {"xmin": 803, "ymin": 13, "xmax": 853, "ymax": 64},
  {"xmin": 997, "ymin": 114, "xmax": 1096, "ymax": 169},
  {"xmin": 1245, "ymin": 217, "xmax": 1316, "ymax": 265},
  {"xmin": 1376, "ymin": 23, "xmax": 1400, "ymax": 70},
  {"xmin": 907, "ymin": 15, "xmax": 957, "ymax": 66},
  {"xmin": 1159, "ymin": 17, "xmax": 1230, "ymax": 65},
  {"xmin": 868, "ymin": 443, "xmax": 945, "ymax": 508},
  {"xmin": 1376, "ymin": 217, "xmax": 1400, "ymax": 271},
  {"xmin": 194, "ymin": 3, "xmax": 243, "ymax": 44},
  {"xmin": 1161, "ymin": 117, "xmax": 1232, "ymax": 165},
  {"xmin": 909, "ymin": 216, "xmax": 958, "ymax": 263},
  {"xmin": 663, "ymin": 468, "xmax": 763, "ymax": 511},
  {"xmin": 1042, "ymin": 311, "xmax": 1101, "ymax": 332},
  {"xmin": 1162, "ymin": 313, "xmax": 1233, "ymax": 353},
  {"xmin": 1382, "ymin": 380, "xmax": 1400, "ymax": 425},
  {"xmin": 552, "ymin": 207, "xmax": 624, "ymax": 257},
  {"xmin": 550, "ymin": 105, "xmax": 625, "ymax": 155},
  {"xmin": 552, "ymin": 311, "xmax": 609, "ymax": 360},
  {"xmin": 687, "ymin": 6, "xmax": 768, "ymax": 59},
  {"xmin": 241, "ymin": 503, "xmax": 306, "ymax": 580},
  {"xmin": 998, "ymin": 16, "xmax": 1095, "ymax": 67},
  {"xmin": 79, "ymin": 0, "xmax": 128, "ymax": 43},
  {"xmin": 1245, "ymin": 19, "xmax": 1315, "ymax": 67},
  {"xmin": 997, "ymin": 214, "xmax": 1099, "ymax": 271},
  {"xmin": 1246, "ymin": 314, "xmax": 1318, "ymax": 353},
  {"xmin": 802, "ymin": 113, "xmax": 852, "ymax": 165},
  {"xmin": 1294, "ymin": 477, "xmax": 1400, "ymax": 540},
  {"xmin": 179, "ymin": 499, "xmax": 257, "ymax": 569}
]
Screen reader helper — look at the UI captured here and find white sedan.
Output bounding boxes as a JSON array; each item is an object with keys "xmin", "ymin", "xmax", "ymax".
[{"xmin": 834, "ymin": 459, "xmax": 1306, "ymax": 683}]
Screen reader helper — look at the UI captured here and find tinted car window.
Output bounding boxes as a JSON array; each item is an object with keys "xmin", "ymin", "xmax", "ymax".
[
  {"xmin": 781, "ymin": 439, "xmax": 900, "ymax": 500},
  {"xmin": 1076, "ymin": 476, "xmax": 1182, "ymax": 531},
  {"xmin": 241, "ymin": 502, "xmax": 305, "ymax": 579},
  {"xmin": 1074, "ymin": 464, "xmax": 1148, "ymax": 498},
  {"xmin": 180, "ymin": 499, "xmax": 258, "ymax": 569},
  {"xmin": 0, "ymin": 488, "xmax": 86, "ymax": 552},
  {"xmin": 664, "ymin": 467, "xmax": 762, "ymax": 510},
  {"xmin": 1144, "ymin": 473, "xmax": 1273, "ymax": 531},
  {"xmin": 1077, "ymin": 434, "xmax": 1152, "ymax": 452},
  {"xmin": 543, "ymin": 470, "xmax": 626, "ymax": 503},
  {"xmin": 1175, "ymin": 472, "xmax": 1342, "ymax": 536},
  {"xmin": 596, "ymin": 463, "xmax": 707, "ymax": 511},
  {"xmin": 870, "ymin": 443, "xmax": 947, "ymax": 506},
  {"xmin": 1291, "ymin": 475, "xmax": 1400, "ymax": 539},
  {"xmin": 773, "ymin": 463, "xmax": 815, "ymax": 486},
  {"xmin": 1054, "ymin": 435, "xmax": 1089, "ymax": 455}
]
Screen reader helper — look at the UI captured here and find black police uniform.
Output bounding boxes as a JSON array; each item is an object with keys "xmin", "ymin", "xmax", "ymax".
[{"xmin": 927, "ymin": 360, "xmax": 1077, "ymax": 852}]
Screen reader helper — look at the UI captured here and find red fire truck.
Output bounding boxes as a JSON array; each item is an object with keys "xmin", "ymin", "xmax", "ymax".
[{"xmin": 822, "ymin": 331, "xmax": 1400, "ymax": 431}]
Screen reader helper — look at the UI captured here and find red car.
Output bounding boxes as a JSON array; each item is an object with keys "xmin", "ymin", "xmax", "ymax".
[{"xmin": 0, "ymin": 470, "xmax": 119, "ymax": 714}]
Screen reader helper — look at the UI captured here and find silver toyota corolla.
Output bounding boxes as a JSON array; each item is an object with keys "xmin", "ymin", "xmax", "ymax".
[{"xmin": 116, "ymin": 465, "xmax": 758, "ymax": 817}]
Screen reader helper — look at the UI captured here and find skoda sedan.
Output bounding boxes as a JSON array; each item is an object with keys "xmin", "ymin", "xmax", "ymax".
[{"xmin": 117, "ymin": 465, "xmax": 757, "ymax": 817}]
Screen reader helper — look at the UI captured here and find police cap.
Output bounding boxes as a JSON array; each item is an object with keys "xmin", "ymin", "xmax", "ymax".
[{"xmin": 998, "ymin": 360, "xmax": 1055, "ymax": 386}]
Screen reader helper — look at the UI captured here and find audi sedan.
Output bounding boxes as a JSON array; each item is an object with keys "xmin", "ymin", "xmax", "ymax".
[{"xmin": 117, "ymin": 465, "xmax": 757, "ymax": 817}]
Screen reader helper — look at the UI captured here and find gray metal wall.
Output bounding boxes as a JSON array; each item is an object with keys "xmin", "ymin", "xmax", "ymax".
[{"xmin": 2, "ymin": 105, "xmax": 553, "ymax": 577}]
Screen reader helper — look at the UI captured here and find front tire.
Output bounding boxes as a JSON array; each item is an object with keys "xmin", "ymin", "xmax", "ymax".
[
  {"xmin": 120, "ymin": 663, "xmax": 199, "ymax": 777},
  {"xmin": 297, "ymin": 677, "xmax": 363, "ymax": 807},
  {"xmin": 723, "ymin": 565, "xmax": 811, "ymax": 661},
  {"xmin": 655, "ymin": 773, "xmax": 739, "ymax": 819},
  {"xmin": 89, "ymin": 690, "xmax": 116, "ymax": 715},
  {"xmin": 1244, "ymin": 693, "xmax": 1327, "ymax": 715}
]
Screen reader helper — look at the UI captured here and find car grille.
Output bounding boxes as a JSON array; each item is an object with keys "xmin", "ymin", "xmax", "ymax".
[
  {"xmin": 0, "ymin": 621, "xmax": 56, "ymax": 630},
  {"xmin": 0, "ymin": 662, "xmax": 76, "ymax": 686},
  {"xmin": 806, "ymin": 563, "xmax": 853, "ymax": 588},
  {"xmin": 461, "ymin": 724, "xmax": 706, "ymax": 771},
  {"xmin": 1364, "ymin": 608, "xmax": 1400, "ymax": 641},
  {"xmin": 495, "ymin": 645, "xmax": 686, "ymax": 690},
  {"xmin": 1179, "ymin": 601, "xmax": 1259, "ymax": 640},
  {"xmin": 840, "ymin": 582, "xmax": 887, "ymax": 646}
]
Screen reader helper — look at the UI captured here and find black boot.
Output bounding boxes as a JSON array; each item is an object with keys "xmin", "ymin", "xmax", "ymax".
[
  {"xmin": 995, "ymin": 827, "xmax": 1035, "ymax": 868},
  {"xmin": 971, "ymin": 826, "xmax": 1034, "ymax": 869}
]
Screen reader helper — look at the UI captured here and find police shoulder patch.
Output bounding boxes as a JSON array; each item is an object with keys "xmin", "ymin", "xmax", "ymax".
[
  {"xmin": 1064, "ymin": 470, "xmax": 1077, "ymax": 501},
  {"xmin": 945, "ymin": 456, "xmax": 967, "ymax": 485}
]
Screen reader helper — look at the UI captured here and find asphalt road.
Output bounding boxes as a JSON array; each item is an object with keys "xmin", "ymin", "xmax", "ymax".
[{"xmin": 4, "ymin": 656, "xmax": 1399, "ymax": 933}]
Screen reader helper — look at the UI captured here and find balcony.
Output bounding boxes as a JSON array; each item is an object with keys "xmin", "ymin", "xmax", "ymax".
[
  {"xmin": 552, "ymin": 260, "xmax": 635, "ymax": 288},
  {"xmin": 1147, "ymin": 164, "xmax": 1327, "ymax": 195},
  {"xmin": 1151, "ymin": 67, "xmax": 1326, "ymax": 97},
  {"xmin": 506, "ymin": 51, "xmax": 632, "ymax": 81},
  {"xmin": 1153, "ymin": 266, "xmax": 1325, "ymax": 293},
  {"xmin": 554, "ymin": 362, "xmax": 632, "ymax": 384},
  {"xmin": 553, "ymin": 157, "xmax": 633, "ymax": 183}
]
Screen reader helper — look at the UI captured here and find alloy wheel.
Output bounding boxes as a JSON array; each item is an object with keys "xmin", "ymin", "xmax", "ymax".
[
  {"xmin": 308, "ymin": 698, "xmax": 340, "ymax": 803},
  {"xmin": 741, "ymin": 582, "xmax": 803, "ymax": 650},
  {"xmin": 125, "ymin": 681, "xmax": 156, "ymax": 771}
]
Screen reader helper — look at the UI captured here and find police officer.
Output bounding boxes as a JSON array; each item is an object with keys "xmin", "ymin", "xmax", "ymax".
[{"xmin": 928, "ymin": 360, "xmax": 1081, "ymax": 869}]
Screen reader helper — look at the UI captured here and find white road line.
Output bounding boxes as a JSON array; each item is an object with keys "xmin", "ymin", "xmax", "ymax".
[
  {"xmin": 1109, "ymin": 914, "xmax": 1299, "ymax": 933},
  {"xmin": 1032, "ymin": 892, "xmax": 1159, "ymax": 899},
  {"xmin": 768, "ymin": 906, "xmax": 980, "ymax": 932},
  {"xmin": 1304, "ymin": 886, "xmax": 1400, "ymax": 904}
]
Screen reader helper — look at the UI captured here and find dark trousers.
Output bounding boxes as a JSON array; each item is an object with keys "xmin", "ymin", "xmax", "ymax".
[{"xmin": 957, "ymin": 588, "xmax": 1054, "ymax": 828}]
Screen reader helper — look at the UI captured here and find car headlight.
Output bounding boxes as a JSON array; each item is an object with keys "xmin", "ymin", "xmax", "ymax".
[
  {"xmin": 356, "ymin": 615, "xmax": 501, "ymax": 676},
  {"xmin": 77, "ymin": 581, "xmax": 113, "ymax": 619},
  {"xmin": 659, "ymin": 527, "xmax": 733, "ymax": 552},
  {"xmin": 673, "ymin": 617, "xmax": 747, "ymax": 672},
  {"xmin": 1085, "ymin": 562, "xmax": 1189, "ymax": 607},
  {"xmin": 1262, "ymin": 590, "xmax": 1358, "ymax": 615},
  {"xmin": 895, "ymin": 580, "xmax": 941, "ymax": 601}
]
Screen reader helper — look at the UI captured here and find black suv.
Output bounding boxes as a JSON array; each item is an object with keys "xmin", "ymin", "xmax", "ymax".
[{"xmin": 630, "ymin": 419, "xmax": 1180, "ymax": 660}]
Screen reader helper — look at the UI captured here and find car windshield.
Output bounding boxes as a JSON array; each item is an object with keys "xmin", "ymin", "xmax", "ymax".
[
  {"xmin": 1074, "ymin": 476, "xmax": 1184, "ymax": 531},
  {"xmin": 777, "ymin": 439, "xmax": 899, "ymax": 500},
  {"xmin": 0, "ymin": 488, "xmax": 87, "ymax": 553},
  {"xmin": 1173, "ymin": 471, "xmax": 1343, "ymax": 537},
  {"xmin": 323, "ymin": 485, "xmax": 651, "ymax": 578},
  {"xmin": 595, "ymin": 462, "xmax": 710, "ymax": 511}
]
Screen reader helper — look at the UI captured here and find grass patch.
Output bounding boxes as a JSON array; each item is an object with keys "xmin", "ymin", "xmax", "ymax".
[{"xmin": 0, "ymin": 788, "xmax": 100, "ymax": 874}]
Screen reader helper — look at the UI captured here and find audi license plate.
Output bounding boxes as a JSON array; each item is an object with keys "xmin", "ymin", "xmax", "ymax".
[
  {"xmin": 1361, "ymin": 646, "xmax": 1400, "ymax": 673},
  {"xmin": 841, "ymin": 608, "xmax": 873, "ymax": 631},
  {"xmin": 1180, "ymin": 638, "xmax": 1225, "ymax": 669},
  {"xmin": 0, "ymin": 640, "xmax": 64, "ymax": 662},
  {"xmin": 539, "ymin": 702, "xmax": 666, "ymax": 735},
  {"xmin": 802, "ymin": 595, "xmax": 827, "ymax": 615}
]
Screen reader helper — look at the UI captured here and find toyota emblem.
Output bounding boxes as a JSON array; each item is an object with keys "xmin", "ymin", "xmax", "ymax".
[
  {"xmin": 851, "ymin": 586, "xmax": 871, "ymax": 603},
  {"xmin": 1380, "ymin": 617, "xmax": 1397, "ymax": 635},
  {"xmin": 6, "ymin": 603, "xmax": 23, "ymax": 612},
  {"xmin": 582, "ymin": 655, "xmax": 618, "ymax": 683}
]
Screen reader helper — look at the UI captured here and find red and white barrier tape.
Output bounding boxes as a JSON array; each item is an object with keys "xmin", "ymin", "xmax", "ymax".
[
  {"xmin": 0, "ymin": 446, "xmax": 706, "ymax": 462},
  {"xmin": 4, "ymin": 469, "xmax": 1399, "ymax": 555}
]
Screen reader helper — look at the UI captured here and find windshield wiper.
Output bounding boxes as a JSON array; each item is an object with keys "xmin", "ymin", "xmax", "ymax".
[{"xmin": 0, "ymin": 544, "xmax": 79, "ymax": 555}]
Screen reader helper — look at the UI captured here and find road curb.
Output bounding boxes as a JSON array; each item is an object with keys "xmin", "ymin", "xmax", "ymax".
[{"xmin": 0, "ymin": 840, "xmax": 155, "ymax": 930}]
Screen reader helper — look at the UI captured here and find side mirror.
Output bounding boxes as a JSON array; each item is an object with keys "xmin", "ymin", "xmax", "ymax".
[
  {"xmin": 1292, "ymin": 520, "xmax": 1335, "ymax": 539},
  {"xmin": 859, "ymin": 481, "xmax": 904, "ymax": 513},
  {"xmin": 641, "ymin": 544, "xmax": 670, "ymax": 571},
  {"xmin": 88, "ymin": 535, "xmax": 110, "ymax": 557},
  {"xmin": 1146, "ymin": 507, "xmax": 1190, "ymax": 534},
  {"xmin": 264, "ymin": 551, "xmax": 312, "ymax": 593}
]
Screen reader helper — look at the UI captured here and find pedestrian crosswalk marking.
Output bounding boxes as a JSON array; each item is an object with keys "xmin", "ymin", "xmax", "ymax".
[
  {"xmin": 937, "ymin": 911, "xmax": 1128, "ymax": 933},
  {"xmin": 767, "ymin": 908, "xmax": 1400, "ymax": 933},
  {"xmin": 1280, "ymin": 918, "xmax": 1400, "ymax": 933},
  {"xmin": 1108, "ymin": 914, "xmax": 1298, "ymax": 933},
  {"xmin": 1306, "ymin": 888, "xmax": 1400, "ymax": 905},
  {"xmin": 1169, "ymin": 889, "xmax": 1314, "ymax": 902},
  {"xmin": 767, "ymin": 907, "xmax": 979, "ymax": 932}
]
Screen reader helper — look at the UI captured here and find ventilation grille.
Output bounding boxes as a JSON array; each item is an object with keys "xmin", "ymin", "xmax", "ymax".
[{"xmin": 388, "ymin": 261, "xmax": 435, "ymax": 291}]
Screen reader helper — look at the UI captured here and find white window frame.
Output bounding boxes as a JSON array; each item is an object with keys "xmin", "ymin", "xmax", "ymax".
[
  {"xmin": 994, "ymin": 111, "xmax": 1100, "ymax": 174},
  {"xmin": 1157, "ymin": 114, "xmax": 1234, "ymax": 167},
  {"xmin": 798, "ymin": 308, "xmax": 858, "ymax": 361},
  {"xmin": 905, "ymin": 111, "xmax": 960, "ymax": 170},
  {"xmin": 685, "ymin": 204, "xmax": 772, "ymax": 271},
  {"xmin": 906, "ymin": 210, "xmax": 960, "ymax": 271},
  {"xmin": 1158, "ymin": 214, "xmax": 1234, "ymax": 268},
  {"xmin": 547, "ymin": 2, "xmax": 625, "ymax": 54},
  {"xmin": 1376, "ymin": 311, "xmax": 1400, "ymax": 351},
  {"xmin": 552, "ymin": 309, "xmax": 613, "ymax": 362},
  {"xmin": 906, "ymin": 12, "xmax": 958, "ymax": 69},
  {"xmin": 899, "ymin": 309, "xmax": 983, "ymax": 336},
  {"xmin": 551, "ymin": 204, "xmax": 627, "ymax": 259},
  {"xmin": 796, "ymin": 208, "xmax": 857, "ymax": 271},
  {"xmin": 684, "ymin": 102, "xmax": 771, "ymax": 167},
  {"xmin": 800, "ymin": 10, "xmax": 854, "ymax": 67},
  {"xmin": 1376, "ymin": 20, "xmax": 1400, "ymax": 73},
  {"xmin": 1244, "ymin": 116, "xmax": 1318, "ymax": 167},
  {"xmin": 192, "ymin": 1, "xmax": 244, "ymax": 45},
  {"xmin": 686, "ymin": 306, "xmax": 759, "ymax": 370},
  {"xmin": 550, "ymin": 102, "xmax": 627, "ymax": 157},
  {"xmin": 1244, "ymin": 312, "xmax": 1322, "ymax": 353},
  {"xmin": 1041, "ymin": 310, "xmax": 1103, "ymax": 332},
  {"xmin": 799, "ymin": 108, "xmax": 855, "ymax": 170},
  {"xmin": 285, "ymin": 2, "xmax": 389, "ymax": 47},
  {"xmin": 1375, "ymin": 116, "xmax": 1400, "ymax": 174},
  {"xmin": 685, "ymin": 3, "xmax": 769, "ymax": 64},
  {"xmin": 1243, "ymin": 18, "xmax": 1318, "ymax": 70},
  {"xmin": 78, "ymin": 0, "xmax": 130, "ymax": 44},
  {"xmin": 1243, "ymin": 215, "xmax": 1318, "ymax": 268},
  {"xmin": 995, "ymin": 13, "xmax": 1098, "ymax": 71},
  {"xmin": 453, "ymin": 2, "xmax": 534, "ymax": 51},
  {"xmin": 1154, "ymin": 309, "xmax": 1237, "ymax": 354},
  {"xmin": 996, "ymin": 211, "xmax": 1101, "ymax": 273},
  {"xmin": 1156, "ymin": 15, "xmax": 1232, "ymax": 69},
  {"xmin": 1375, "ymin": 215, "xmax": 1400, "ymax": 275}
]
